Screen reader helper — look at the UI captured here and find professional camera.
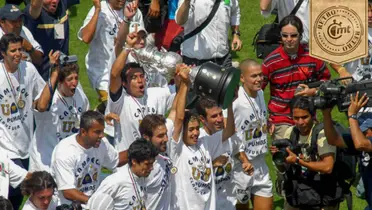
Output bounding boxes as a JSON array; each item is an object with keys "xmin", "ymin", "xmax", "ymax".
[
  {"xmin": 272, "ymin": 139, "xmax": 302, "ymax": 173},
  {"xmin": 59, "ymin": 52, "xmax": 78, "ymax": 66},
  {"xmin": 306, "ymin": 77, "xmax": 372, "ymax": 112}
]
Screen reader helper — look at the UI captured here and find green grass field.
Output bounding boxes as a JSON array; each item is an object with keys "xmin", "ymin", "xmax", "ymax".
[{"xmin": 0, "ymin": 0, "xmax": 367, "ymax": 209}]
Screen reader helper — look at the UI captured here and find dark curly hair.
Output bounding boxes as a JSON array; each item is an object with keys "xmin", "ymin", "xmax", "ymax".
[{"xmin": 21, "ymin": 171, "xmax": 57, "ymax": 196}]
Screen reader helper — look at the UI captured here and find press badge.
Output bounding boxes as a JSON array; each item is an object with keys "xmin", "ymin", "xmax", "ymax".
[{"xmin": 54, "ymin": 23, "xmax": 65, "ymax": 39}]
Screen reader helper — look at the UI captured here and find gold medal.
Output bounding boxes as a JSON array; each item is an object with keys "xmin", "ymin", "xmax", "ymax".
[
  {"xmin": 170, "ymin": 166, "xmax": 178, "ymax": 174},
  {"xmin": 73, "ymin": 115, "xmax": 80, "ymax": 129},
  {"xmin": 17, "ymin": 99, "xmax": 25, "ymax": 109}
]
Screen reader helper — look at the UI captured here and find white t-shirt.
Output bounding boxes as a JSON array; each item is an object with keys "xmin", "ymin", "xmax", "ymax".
[
  {"xmin": 170, "ymin": 131, "xmax": 224, "ymax": 210},
  {"xmin": 144, "ymin": 119, "xmax": 174, "ymax": 210},
  {"xmin": 22, "ymin": 196, "xmax": 58, "ymax": 210},
  {"xmin": 199, "ymin": 128, "xmax": 240, "ymax": 210},
  {"xmin": 176, "ymin": 0, "xmax": 240, "ymax": 59},
  {"xmin": 0, "ymin": 148, "xmax": 28, "ymax": 198},
  {"xmin": 51, "ymin": 134, "xmax": 119, "ymax": 205},
  {"xmin": 30, "ymin": 87, "xmax": 90, "ymax": 172},
  {"xmin": 109, "ymin": 87, "xmax": 174, "ymax": 152},
  {"xmin": 92, "ymin": 164, "xmax": 147, "ymax": 210},
  {"xmin": 345, "ymin": 28, "xmax": 372, "ymax": 81},
  {"xmin": 233, "ymin": 87, "xmax": 268, "ymax": 160},
  {"xmin": 0, "ymin": 61, "xmax": 45, "ymax": 159},
  {"xmin": 261, "ymin": 0, "xmax": 310, "ymax": 43},
  {"xmin": 0, "ymin": 26, "xmax": 44, "ymax": 62},
  {"xmin": 78, "ymin": 1, "xmax": 144, "ymax": 91}
]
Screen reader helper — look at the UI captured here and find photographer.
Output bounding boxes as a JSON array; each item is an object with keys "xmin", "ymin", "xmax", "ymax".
[
  {"xmin": 322, "ymin": 92, "xmax": 372, "ymax": 209},
  {"xmin": 30, "ymin": 51, "xmax": 89, "ymax": 173},
  {"xmin": 271, "ymin": 96, "xmax": 341, "ymax": 210}
]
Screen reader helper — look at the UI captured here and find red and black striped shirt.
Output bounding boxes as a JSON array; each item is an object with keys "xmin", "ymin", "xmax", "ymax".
[{"xmin": 262, "ymin": 44, "xmax": 331, "ymax": 125}]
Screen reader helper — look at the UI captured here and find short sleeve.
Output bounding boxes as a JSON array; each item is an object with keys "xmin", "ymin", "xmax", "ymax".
[
  {"xmin": 102, "ymin": 138, "xmax": 119, "ymax": 170},
  {"xmin": 78, "ymin": 6, "xmax": 102, "ymax": 41},
  {"xmin": 52, "ymin": 154, "xmax": 76, "ymax": 191},
  {"xmin": 170, "ymin": 134, "xmax": 183, "ymax": 162},
  {"xmin": 109, "ymin": 88, "xmax": 125, "ymax": 115},
  {"xmin": 283, "ymin": 126, "xmax": 294, "ymax": 139},
  {"xmin": 8, "ymin": 159, "xmax": 28, "ymax": 188},
  {"xmin": 31, "ymin": 64, "xmax": 46, "ymax": 100},
  {"xmin": 317, "ymin": 130, "xmax": 336, "ymax": 157},
  {"xmin": 260, "ymin": 0, "xmax": 277, "ymax": 17},
  {"xmin": 230, "ymin": 0, "xmax": 240, "ymax": 26},
  {"xmin": 22, "ymin": 26, "xmax": 43, "ymax": 53}
]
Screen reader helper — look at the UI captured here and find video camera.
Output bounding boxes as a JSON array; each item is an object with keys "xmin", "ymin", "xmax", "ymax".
[
  {"xmin": 306, "ymin": 77, "xmax": 372, "ymax": 112},
  {"xmin": 272, "ymin": 139, "xmax": 300, "ymax": 172},
  {"xmin": 59, "ymin": 52, "xmax": 78, "ymax": 66}
]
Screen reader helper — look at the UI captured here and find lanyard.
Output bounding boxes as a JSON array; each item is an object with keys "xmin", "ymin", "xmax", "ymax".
[
  {"xmin": 2, "ymin": 63, "xmax": 22, "ymax": 105},
  {"xmin": 187, "ymin": 144, "xmax": 208, "ymax": 170},
  {"xmin": 131, "ymin": 96, "xmax": 145, "ymax": 118},
  {"xmin": 243, "ymin": 90, "xmax": 262, "ymax": 124},
  {"xmin": 57, "ymin": 90, "xmax": 77, "ymax": 117},
  {"xmin": 106, "ymin": 0, "xmax": 122, "ymax": 27},
  {"xmin": 128, "ymin": 167, "xmax": 146, "ymax": 209}
]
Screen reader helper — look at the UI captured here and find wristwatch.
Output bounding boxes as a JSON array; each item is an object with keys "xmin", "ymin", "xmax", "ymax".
[
  {"xmin": 295, "ymin": 156, "xmax": 300, "ymax": 165},
  {"xmin": 232, "ymin": 30, "xmax": 241, "ymax": 36},
  {"xmin": 348, "ymin": 114, "xmax": 358, "ymax": 120}
]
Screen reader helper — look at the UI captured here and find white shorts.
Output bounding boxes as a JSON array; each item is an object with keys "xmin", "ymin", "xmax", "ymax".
[{"xmin": 233, "ymin": 155, "xmax": 273, "ymax": 203}]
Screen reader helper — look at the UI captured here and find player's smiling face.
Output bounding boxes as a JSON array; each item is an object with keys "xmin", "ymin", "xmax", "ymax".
[
  {"xmin": 123, "ymin": 68, "xmax": 146, "ymax": 98},
  {"xmin": 134, "ymin": 31, "xmax": 147, "ymax": 49},
  {"xmin": 183, "ymin": 119, "xmax": 200, "ymax": 146},
  {"xmin": 202, "ymin": 107, "xmax": 224, "ymax": 133},
  {"xmin": 150, "ymin": 125, "xmax": 168, "ymax": 153},
  {"xmin": 1, "ymin": 42, "xmax": 22, "ymax": 67}
]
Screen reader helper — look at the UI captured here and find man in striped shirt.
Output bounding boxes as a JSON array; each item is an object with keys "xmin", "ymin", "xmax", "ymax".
[{"xmin": 262, "ymin": 15, "xmax": 330, "ymax": 141}]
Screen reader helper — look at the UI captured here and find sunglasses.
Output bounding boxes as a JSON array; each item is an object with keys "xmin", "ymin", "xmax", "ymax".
[{"xmin": 281, "ymin": 33, "xmax": 299, "ymax": 38}]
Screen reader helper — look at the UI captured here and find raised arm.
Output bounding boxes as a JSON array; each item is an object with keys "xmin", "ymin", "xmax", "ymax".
[
  {"xmin": 348, "ymin": 92, "xmax": 372, "ymax": 152},
  {"xmin": 80, "ymin": 0, "xmax": 101, "ymax": 44},
  {"xmin": 22, "ymin": 39, "xmax": 43, "ymax": 67},
  {"xmin": 322, "ymin": 109, "xmax": 346, "ymax": 148},
  {"xmin": 33, "ymin": 50, "xmax": 60, "ymax": 112},
  {"xmin": 222, "ymin": 104, "xmax": 236, "ymax": 142},
  {"xmin": 115, "ymin": 1, "xmax": 138, "ymax": 57},
  {"xmin": 172, "ymin": 64, "xmax": 190, "ymax": 142},
  {"xmin": 110, "ymin": 27, "xmax": 138, "ymax": 94},
  {"xmin": 29, "ymin": 0, "xmax": 43, "ymax": 20},
  {"xmin": 175, "ymin": 0, "xmax": 191, "ymax": 25}
]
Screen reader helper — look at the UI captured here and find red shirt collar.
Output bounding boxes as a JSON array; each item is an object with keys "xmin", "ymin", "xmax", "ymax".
[{"xmin": 278, "ymin": 44, "xmax": 307, "ymax": 60}]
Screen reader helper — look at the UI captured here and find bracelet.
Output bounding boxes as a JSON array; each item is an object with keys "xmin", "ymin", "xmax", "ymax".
[
  {"xmin": 295, "ymin": 156, "xmax": 300, "ymax": 165},
  {"xmin": 48, "ymin": 80, "xmax": 54, "ymax": 96},
  {"xmin": 123, "ymin": 45, "xmax": 134, "ymax": 52}
]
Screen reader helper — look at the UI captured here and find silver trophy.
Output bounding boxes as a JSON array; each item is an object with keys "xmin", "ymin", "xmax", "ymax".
[
  {"xmin": 133, "ymin": 45, "xmax": 240, "ymax": 108},
  {"xmin": 133, "ymin": 45, "xmax": 183, "ymax": 81}
]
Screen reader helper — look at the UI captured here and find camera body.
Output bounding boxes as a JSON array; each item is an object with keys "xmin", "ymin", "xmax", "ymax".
[
  {"xmin": 309, "ymin": 77, "xmax": 372, "ymax": 111},
  {"xmin": 59, "ymin": 52, "xmax": 78, "ymax": 66},
  {"xmin": 272, "ymin": 139, "xmax": 296, "ymax": 165}
]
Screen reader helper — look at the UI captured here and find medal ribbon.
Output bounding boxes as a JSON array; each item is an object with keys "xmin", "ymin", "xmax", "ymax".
[
  {"xmin": 243, "ymin": 90, "xmax": 263, "ymax": 125},
  {"xmin": 131, "ymin": 96, "xmax": 145, "ymax": 118},
  {"xmin": 106, "ymin": 0, "xmax": 122, "ymax": 27},
  {"xmin": 128, "ymin": 167, "xmax": 146, "ymax": 209},
  {"xmin": 57, "ymin": 91, "xmax": 77, "ymax": 117},
  {"xmin": 2, "ymin": 63, "xmax": 22, "ymax": 108}
]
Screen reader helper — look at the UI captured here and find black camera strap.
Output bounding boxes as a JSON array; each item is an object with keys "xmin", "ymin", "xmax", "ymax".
[{"xmin": 183, "ymin": 0, "xmax": 222, "ymax": 42}]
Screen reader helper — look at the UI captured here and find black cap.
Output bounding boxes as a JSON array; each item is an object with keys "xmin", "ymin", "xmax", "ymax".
[{"xmin": 0, "ymin": 4, "xmax": 24, "ymax": 21}]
